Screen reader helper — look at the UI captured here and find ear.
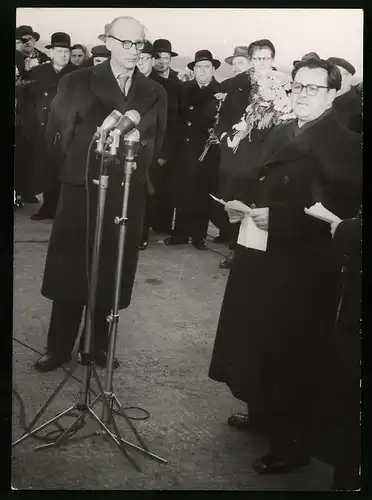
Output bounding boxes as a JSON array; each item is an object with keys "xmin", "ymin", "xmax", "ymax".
[
  {"xmin": 327, "ymin": 88, "xmax": 337, "ymax": 106},
  {"xmin": 105, "ymin": 38, "xmax": 113, "ymax": 52},
  {"xmin": 48, "ymin": 48, "xmax": 54, "ymax": 59}
]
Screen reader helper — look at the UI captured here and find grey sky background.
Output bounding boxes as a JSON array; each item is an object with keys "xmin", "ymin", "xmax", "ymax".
[{"xmin": 17, "ymin": 8, "xmax": 363, "ymax": 79}]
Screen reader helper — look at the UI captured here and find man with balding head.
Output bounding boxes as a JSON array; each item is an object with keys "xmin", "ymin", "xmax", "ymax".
[{"xmin": 34, "ymin": 16, "xmax": 167, "ymax": 372}]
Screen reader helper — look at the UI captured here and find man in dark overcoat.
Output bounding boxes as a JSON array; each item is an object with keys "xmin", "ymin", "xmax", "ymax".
[
  {"xmin": 23, "ymin": 32, "xmax": 76, "ymax": 220},
  {"xmin": 209, "ymin": 58, "xmax": 362, "ymax": 474},
  {"xmin": 34, "ymin": 17, "xmax": 167, "ymax": 372},
  {"xmin": 16, "ymin": 25, "xmax": 51, "ymax": 68},
  {"xmin": 166, "ymin": 50, "xmax": 222, "ymax": 250}
]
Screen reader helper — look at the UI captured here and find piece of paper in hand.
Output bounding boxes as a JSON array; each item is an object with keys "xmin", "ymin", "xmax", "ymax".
[
  {"xmin": 304, "ymin": 202, "xmax": 342, "ymax": 225},
  {"xmin": 209, "ymin": 194, "xmax": 251, "ymax": 213},
  {"xmin": 238, "ymin": 215, "xmax": 268, "ymax": 252}
]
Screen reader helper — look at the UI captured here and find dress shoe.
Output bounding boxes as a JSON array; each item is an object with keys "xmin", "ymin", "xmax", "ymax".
[
  {"xmin": 30, "ymin": 211, "xmax": 55, "ymax": 221},
  {"xmin": 192, "ymin": 238, "xmax": 208, "ymax": 250},
  {"xmin": 139, "ymin": 241, "xmax": 148, "ymax": 250},
  {"xmin": 228, "ymin": 413, "xmax": 255, "ymax": 431},
  {"xmin": 219, "ymin": 249, "xmax": 234, "ymax": 269},
  {"xmin": 252, "ymin": 453, "xmax": 310, "ymax": 475},
  {"xmin": 164, "ymin": 236, "xmax": 188, "ymax": 246},
  {"xmin": 34, "ymin": 352, "xmax": 71, "ymax": 372},
  {"xmin": 22, "ymin": 195, "xmax": 39, "ymax": 204}
]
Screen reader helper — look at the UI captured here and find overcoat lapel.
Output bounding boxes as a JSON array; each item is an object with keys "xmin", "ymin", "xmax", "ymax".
[{"xmin": 89, "ymin": 61, "xmax": 158, "ymax": 118}]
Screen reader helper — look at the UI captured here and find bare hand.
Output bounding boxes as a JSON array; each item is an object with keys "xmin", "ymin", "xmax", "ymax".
[
  {"xmin": 250, "ymin": 207, "xmax": 269, "ymax": 230},
  {"xmin": 225, "ymin": 206, "xmax": 245, "ymax": 224},
  {"xmin": 330, "ymin": 220, "xmax": 342, "ymax": 238},
  {"xmin": 157, "ymin": 158, "xmax": 167, "ymax": 166}
]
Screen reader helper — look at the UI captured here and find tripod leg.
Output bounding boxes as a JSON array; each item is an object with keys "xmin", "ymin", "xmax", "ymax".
[
  {"xmin": 12, "ymin": 405, "xmax": 77, "ymax": 447},
  {"xmin": 112, "ymin": 395, "xmax": 149, "ymax": 451},
  {"xmin": 14, "ymin": 362, "xmax": 80, "ymax": 442}
]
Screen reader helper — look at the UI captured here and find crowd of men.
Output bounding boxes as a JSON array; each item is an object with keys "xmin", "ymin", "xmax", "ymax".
[{"xmin": 14, "ymin": 17, "xmax": 362, "ymax": 491}]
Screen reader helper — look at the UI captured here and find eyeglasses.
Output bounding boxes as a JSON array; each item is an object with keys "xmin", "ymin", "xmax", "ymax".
[
  {"xmin": 252, "ymin": 57, "xmax": 272, "ymax": 62},
  {"xmin": 138, "ymin": 55, "xmax": 152, "ymax": 62},
  {"xmin": 291, "ymin": 81, "xmax": 329, "ymax": 96},
  {"xmin": 108, "ymin": 35, "xmax": 144, "ymax": 51}
]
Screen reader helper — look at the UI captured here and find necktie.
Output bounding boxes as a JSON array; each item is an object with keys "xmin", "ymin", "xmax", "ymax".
[{"xmin": 117, "ymin": 74, "xmax": 129, "ymax": 95}]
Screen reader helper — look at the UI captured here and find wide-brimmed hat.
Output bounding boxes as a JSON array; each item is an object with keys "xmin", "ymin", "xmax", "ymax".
[
  {"xmin": 16, "ymin": 25, "xmax": 40, "ymax": 42},
  {"xmin": 45, "ymin": 32, "xmax": 71, "ymax": 49},
  {"xmin": 91, "ymin": 45, "xmax": 111, "ymax": 58},
  {"xmin": 98, "ymin": 23, "xmax": 111, "ymax": 42},
  {"xmin": 187, "ymin": 49, "xmax": 220, "ymax": 70},
  {"xmin": 293, "ymin": 51, "xmax": 320, "ymax": 67},
  {"xmin": 153, "ymin": 39, "xmax": 178, "ymax": 57},
  {"xmin": 327, "ymin": 57, "xmax": 356, "ymax": 76},
  {"xmin": 225, "ymin": 46, "xmax": 249, "ymax": 65}
]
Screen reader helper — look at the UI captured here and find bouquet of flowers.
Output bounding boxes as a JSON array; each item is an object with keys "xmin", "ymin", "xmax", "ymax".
[
  {"xmin": 227, "ymin": 68, "xmax": 295, "ymax": 153},
  {"xmin": 198, "ymin": 92, "xmax": 228, "ymax": 162}
]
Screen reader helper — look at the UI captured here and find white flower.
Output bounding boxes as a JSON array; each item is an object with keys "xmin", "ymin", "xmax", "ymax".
[
  {"xmin": 214, "ymin": 92, "xmax": 227, "ymax": 101},
  {"xmin": 233, "ymin": 118, "xmax": 248, "ymax": 131}
]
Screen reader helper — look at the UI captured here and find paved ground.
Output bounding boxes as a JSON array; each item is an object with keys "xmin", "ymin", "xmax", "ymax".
[{"xmin": 12, "ymin": 202, "xmax": 333, "ymax": 490}]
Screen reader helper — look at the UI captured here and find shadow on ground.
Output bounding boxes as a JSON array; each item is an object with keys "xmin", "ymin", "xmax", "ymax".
[{"xmin": 12, "ymin": 204, "xmax": 333, "ymax": 490}]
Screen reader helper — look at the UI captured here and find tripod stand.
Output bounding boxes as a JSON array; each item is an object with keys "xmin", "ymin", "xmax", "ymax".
[{"xmin": 12, "ymin": 133, "xmax": 167, "ymax": 471}]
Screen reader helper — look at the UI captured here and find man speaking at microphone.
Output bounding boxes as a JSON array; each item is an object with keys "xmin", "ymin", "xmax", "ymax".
[{"xmin": 34, "ymin": 16, "xmax": 167, "ymax": 372}]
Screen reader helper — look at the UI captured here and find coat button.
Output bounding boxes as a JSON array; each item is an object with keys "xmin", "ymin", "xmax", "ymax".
[
  {"xmin": 259, "ymin": 176, "xmax": 265, "ymax": 182},
  {"xmin": 44, "ymin": 91, "xmax": 48, "ymax": 96},
  {"xmin": 42, "ymin": 106, "xmax": 47, "ymax": 110},
  {"xmin": 282, "ymin": 176, "xmax": 289, "ymax": 185},
  {"xmin": 185, "ymin": 137, "xmax": 190, "ymax": 142},
  {"xmin": 189, "ymin": 105, "xmax": 194, "ymax": 110},
  {"xmin": 187, "ymin": 121, "xmax": 192, "ymax": 126},
  {"xmin": 40, "ymin": 122, "xmax": 45, "ymax": 126}
]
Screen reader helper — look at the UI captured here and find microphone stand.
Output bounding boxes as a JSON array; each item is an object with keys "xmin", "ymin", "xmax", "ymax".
[{"xmin": 12, "ymin": 131, "xmax": 166, "ymax": 471}]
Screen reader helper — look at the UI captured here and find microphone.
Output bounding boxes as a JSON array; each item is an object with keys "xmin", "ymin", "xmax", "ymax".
[
  {"xmin": 94, "ymin": 110, "xmax": 123, "ymax": 153},
  {"xmin": 107, "ymin": 110, "xmax": 141, "ymax": 156}
]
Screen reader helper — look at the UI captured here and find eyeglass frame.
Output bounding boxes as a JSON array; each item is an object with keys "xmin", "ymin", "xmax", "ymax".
[
  {"xmin": 291, "ymin": 81, "xmax": 330, "ymax": 96},
  {"xmin": 138, "ymin": 54, "xmax": 153, "ymax": 62},
  {"xmin": 251, "ymin": 56, "xmax": 272, "ymax": 62},
  {"xmin": 107, "ymin": 35, "xmax": 145, "ymax": 51}
]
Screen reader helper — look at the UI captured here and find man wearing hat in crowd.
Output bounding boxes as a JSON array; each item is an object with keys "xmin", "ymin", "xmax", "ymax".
[
  {"xmin": 137, "ymin": 40, "xmax": 154, "ymax": 77},
  {"xmin": 165, "ymin": 50, "xmax": 222, "ymax": 250},
  {"xmin": 225, "ymin": 46, "xmax": 251, "ymax": 75},
  {"xmin": 91, "ymin": 44, "xmax": 111, "ymax": 66},
  {"xmin": 138, "ymin": 39, "xmax": 181, "ymax": 242},
  {"xmin": 327, "ymin": 57, "xmax": 362, "ymax": 134},
  {"xmin": 16, "ymin": 25, "xmax": 51, "ymax": 69},
  {"xmin": 24, "ymin": 32, "xmax": 76, "ymax": 221}
]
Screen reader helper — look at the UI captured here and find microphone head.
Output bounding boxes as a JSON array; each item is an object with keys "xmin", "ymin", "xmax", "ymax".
[
  {"xmin": 102, "ymin": 110, "xmax": 123, "ymax": 131},
  {"xmin": 124, "ymin": 109, "xmax": 141, "ymax": 126},
  {"xmin": 123, "ymin": 128, "xmax": 140, "ymax": 143}
]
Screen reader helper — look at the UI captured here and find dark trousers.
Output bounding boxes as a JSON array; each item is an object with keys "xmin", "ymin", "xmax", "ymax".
[
  {"xmin": 40, "ymin": 180, "xmax": 61, "ymax": 217},
  {"xmin": 47, "ymin": 301, "xmax": 110, "ymax": 359},
  {"xmin": 173, "ymin": 210, "xmax": 210, "ymax": 241},
  {"xmin": 150, "ymin": 164, "xmax": 174, "ymax": 234}
]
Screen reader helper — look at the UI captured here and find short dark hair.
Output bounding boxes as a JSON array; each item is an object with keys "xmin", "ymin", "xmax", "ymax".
[
  {"xmin": 247, "ymin": 39, "xmax": 276, "ymax": 59},
  {"xmin": 71, "ymin": 44, "xmax": 88, "ymax": 57},
  {"xmin": 292, "ymin": 58, "xmax": 341, "ymax": 91}
]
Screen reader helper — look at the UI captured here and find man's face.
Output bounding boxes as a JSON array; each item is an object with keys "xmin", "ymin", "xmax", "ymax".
[
  {"xmin": 50, "ymin": 47, "xmax": 71, "ymax": 68},
  {"xmin": 232, "ymin": 56, "xmax": 250, "ymax": 75},
  {"xmin": 291, "ymin": 67, "xmax": 336, "ymax": 124},
  {"xmin": 71, "ymin": 48, "xmax": 85, "ymax": 66},
  {"xmin": 153, "ymin": 52, "xmax": 171, "ymax": 74},
  {"xmin": 251, "ymin": 47, "xmax": 273, "ymax": 75},
  {"xmin": 106, "ymin": 18, "xmax": 144, "ymax": 70},
  {"xmin": 21, "ymin": 35, "xmax": 36, "ymax": 54},
  {"xmin": 93, "ymin": 56, "xmax": 108, "ymax": 66},
  {"xmin": 194, "ymin": 60, "xmax": 213, "ymax": 85},
  {"xmin": 337, "ymin": 65, "xmax": 353, "ymax": 94},
  {"xmin": 137, "ymin": 53, "xmax": 153, "ymax": 76}
]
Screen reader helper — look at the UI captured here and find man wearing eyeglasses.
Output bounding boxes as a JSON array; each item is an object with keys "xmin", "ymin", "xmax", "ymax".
[
  {"xmin": 209, "ymin": 57, "xmax": 362, "ymax": 482},
  {"xmin": 33, "ymin": 16, "xmax": 167, "ymax": 373}
]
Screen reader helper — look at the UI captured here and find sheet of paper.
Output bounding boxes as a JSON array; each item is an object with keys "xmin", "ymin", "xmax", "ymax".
[
  {"xmin": 237, "ymin": 215, "xmax": 268, "ymax": 252},
  {"xmin": 209, "ymin": 194, "xmax": 251, "ymax": 213},
  {"xmin": 304, "ymin": 202, "xmax": 342, "ymax": 225}
]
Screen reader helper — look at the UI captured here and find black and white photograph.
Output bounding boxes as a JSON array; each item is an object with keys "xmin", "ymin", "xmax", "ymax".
[{"xmin": 12, "ymin": 7, "xmax": 363, "ymax": 491}]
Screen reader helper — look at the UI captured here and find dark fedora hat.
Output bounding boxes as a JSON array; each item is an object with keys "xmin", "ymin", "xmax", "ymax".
[
  {"xmin": 91, "ymin": 45, "xmax": 111, "ymax": 58},
  {"xmin": 293, "ymin": 51, "xmax": 320, "ymax": 67},
  {"xmin": 225, "ymin": 46, "xmax": 250, "ymax": 65},
  {"xmin": 142, "ymin": 41, "xmax": 154, "ymax": 56},
  {"xmin": 187, "ymin": 49, "xmax": 221, "ymax": 70},
  {"xmin": 45, "ymin": 32, "xmax": 72, "ymax": 49},
  {"xmin": 327, "ymin": 57, "xmax": 356, "ymax": 76},
  {"xmin": 16, "ymin": 25, "xmax": 40, "ymax": 42},
  {"xmin": 153, "ymin": 39, "xmax": 178, "ymax": 57}
]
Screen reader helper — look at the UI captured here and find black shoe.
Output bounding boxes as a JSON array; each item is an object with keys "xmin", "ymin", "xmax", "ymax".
[
  {"xmin": 252, "ymin": 453, "xmax": 310, "ymax": 475},
  {"xmin": 164, "ymin": 236, "xmax": 188, "ymax": 246},
  {"xmin": 139, "ymin": 241, "xmax": 148, "ymax": 250},
  {"xmin": 219, "ymin": 249, "xmax": 234, "ymax": 269},
  {"xmin": 30, "ymin": 211, "xmax": 55, "ymax": 221},
  {"xmin": 228, "ymin": 413, "xmax": 253, "ymax": 431},
  {"xmin": 22, "ymin": 195, "xmax": 39, "ymax": 204},
  {"xmin": 34, "ymin": 352, "xmax": 72, "ymax": 372},
  {"xmin": 192, "ymin": 238, "xmax": 208, "ymax": 250}
]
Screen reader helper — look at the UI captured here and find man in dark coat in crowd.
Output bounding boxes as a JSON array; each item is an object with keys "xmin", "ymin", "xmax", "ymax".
[
  {"xmin": 16, "ymin": 25, "xmax": 51, "ymax": 69},
  {"xmin": 34, "ymin": 16, "xmax": 167, "ymax": 373},
  {"xmin": 327, "ymin": 57, "xmax": 362, "ymax": 134},
  {"xmin": 209, "ymin": 58, "xmax": 362, "ymax": 475},
  {"xmin": 165, "ymin": 50, "xmax": 222, "ymax": 250},
  {"xmin": 24, "ymin": 32, "xmax": 76, "ymax": 220}
]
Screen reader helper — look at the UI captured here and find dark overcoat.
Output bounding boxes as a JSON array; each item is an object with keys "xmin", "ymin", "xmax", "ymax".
[
  {"xmin": 215, "ymin": 71, "xmax": 275, "ymax": 201},
  {"xmin": 332, "ymin": 86, "xmax": 362, "ymax": 134},
  {"xmin": 23, "ymin": 62, "xmax": 77, "ymax": 193},
  {"xmin": 208, "ymin": 110, "xmax": 362, "ymax": 417},
  {"xmin": 41, "ymin": 62, "xmax": 167, "ymax": 309},
  {"xmin": 169, "ymin": 77, "xmax": 222, "ymax": 212}
]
